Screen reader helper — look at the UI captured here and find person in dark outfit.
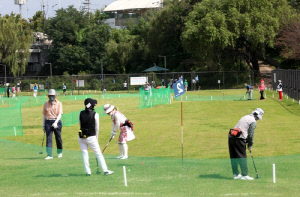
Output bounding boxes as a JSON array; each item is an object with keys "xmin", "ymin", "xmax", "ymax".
[
  {"xmin": 78, "ymin": 98, "xmax": 114, "ymax": 176},
  {"xmin": 228, "ymin": 108, "xmax": 264, "ymax": 180}
]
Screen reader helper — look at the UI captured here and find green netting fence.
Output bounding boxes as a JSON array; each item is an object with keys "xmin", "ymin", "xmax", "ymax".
[
  {"xmin": 174, "ymin": 93, "xmax": 255, "ymax": 101},
  {"xmin": 0, "ymin": 96, "xmax": 47, "ymax": 107},
  {"xmin": 0, "ymin": 101, "xmax": 23, "ymax": 137},
  {"xmin": 139, "ymin": 87, "xmax": 171, "ymax": 109},
  {"xmin": 61, "ymin": 105, "xmax": 107, "ymax": 126},
  {"xmin": 0, "ymin": 87, "xmax": 5, "ymax": 95}
]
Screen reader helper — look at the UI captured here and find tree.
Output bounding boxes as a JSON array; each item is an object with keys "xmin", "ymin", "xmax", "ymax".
[
  {"xmin": 44, "ymin": 6, "xmax": 111, "ymax": 75},
  {"xmin": 182, "ymin": 0, "xmax": 295, "ymax": 71},
  {"xmin": 29, "ymin": 11, "xmax": 44, "ymax": 32},
  {"xmin": 0, "ymin": 14, "xmax": 33, "ymax": 76}
]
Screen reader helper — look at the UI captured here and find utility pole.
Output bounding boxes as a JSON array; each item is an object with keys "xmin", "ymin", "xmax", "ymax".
[
  {"xmin": 82, "ymin": 0, "xmax": 91, "ymax": 19},
  {"xmin": 42, "ymin": 0, "xmax": 46, "ymax": 26},
  {"xmin": 158, "ymin": 55, "xmax": 167, "ymax": 74}
]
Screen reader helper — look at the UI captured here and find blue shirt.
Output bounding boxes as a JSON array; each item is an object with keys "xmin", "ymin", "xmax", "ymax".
[
  {"xmin": 34, "ymin": 85, "xmax": 38, "ymax": 91},
  {"xmin": 246, "ymin": 84, "xmax": 252, "ymax": 90}
]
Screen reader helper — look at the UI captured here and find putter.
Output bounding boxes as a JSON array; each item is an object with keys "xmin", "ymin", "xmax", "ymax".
[
  {"xmin": 102, "ymin": 137, "xmax": 113, "ymax": 153},
  {"xmin": 39, "ymin": 131, "xmax": 46, "ymax": 154},
  {"xmin": 250, "ymin": 150, "xmax": 260, "ymax": 179},
  {"xmin": 96, "ymin": 158, "xmax": 101, "ymax": 174}
]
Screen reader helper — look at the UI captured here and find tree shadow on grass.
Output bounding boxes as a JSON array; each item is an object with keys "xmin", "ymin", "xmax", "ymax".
[{"xmin": 198, "ymin": 174, "xmax": 231, "ymax": 180}]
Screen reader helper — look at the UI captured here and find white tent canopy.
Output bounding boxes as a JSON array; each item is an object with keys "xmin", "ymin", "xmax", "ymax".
[{"xmin": 103, "ymin": 0, "xmax": 162, "ymax": 12}]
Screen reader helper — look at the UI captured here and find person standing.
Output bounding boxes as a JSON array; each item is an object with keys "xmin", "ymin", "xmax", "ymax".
[
  {"xmin": 184, "ymin": 79, "xmax": 188, "ymax": 92},
  {"xmin": 78, "ymin": 98, "xmax": 114, "ymax": 176},
  {"xmin": 6, "ymin": 85, "xmax": 10, "ymax": 98},
  {"xmin": 258, "ymin": 79, "xmax": 265, "ymax": 100},
  {"xmin": 12, "ymin": 85, "xmax": 16, "ymax": 98},
  {"xmin": 228, "ymin": 108, "xmax": 264, "ymax": 180},
  {"xmin": 63, "ymin": 83, "xmax": 67, "ymax": 96},
  {"xmin": 33, "ymin": 83, "xmax": 38, "ymax": 98},
  {"xmin": 123, "ymin": 81, "xmax": 127, "ymax": 91},
  {"xmin": 277, "ymin": 80, "xmax": 283, "ymax": 100},
  {"xmin": 42, "ymin": 89, "xmax": 63, "ymax": 160},
  {"xmin": 244, "ymin": 83, "xmax": 253, "ymax": 100},
  {"xmin": 103, "ymin": 104, "xmax": 135, "ymax": 160}
]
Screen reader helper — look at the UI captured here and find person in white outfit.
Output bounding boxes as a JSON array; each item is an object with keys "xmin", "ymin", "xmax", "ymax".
[
  {"xmin": 103, "ymin": 104, "xmax": 135, "ymax": 160},
  {"xmin": 78, "ymin": 98, "xmax": 114, "ymax": 176}
]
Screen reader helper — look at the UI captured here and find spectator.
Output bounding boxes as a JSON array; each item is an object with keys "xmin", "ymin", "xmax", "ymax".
[
  {"xmin": 277, "ymin": 80, "xmax": 283, "ymax": 100},
  {"xmin": 258, "ymin": 79, "xmax": 265, "ymax": 100}
]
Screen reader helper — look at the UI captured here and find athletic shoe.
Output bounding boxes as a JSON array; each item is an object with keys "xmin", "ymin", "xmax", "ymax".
[
  {"xmin": 115, "ymin": 155, "xmax": 123, "ymax": 159},
  {"xmin": 233, "ymin": 174, "xmax": 242, "ymax": 180},
  {"xmin": 241, "ymin": 175, "xmax": 254, "ymax": 180},
  {"xmin": 104, "ymin": 170, "xmax": 114, "ymax": 175},
  {"xmin": 120, "ymin": 156, "xmax": 128, "ymax": 160},
  {"xmin": 58, "ymin": 153, "xmax": 63, "ymax": 158},
  {"xmin": 45, "ymin": 156, "xmax": 53, "ymax": 160}
]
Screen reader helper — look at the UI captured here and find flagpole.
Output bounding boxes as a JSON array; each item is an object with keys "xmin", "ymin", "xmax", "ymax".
[{"xmin": 181, "ymin": 94, "xmax": 183, "ymax": 165}]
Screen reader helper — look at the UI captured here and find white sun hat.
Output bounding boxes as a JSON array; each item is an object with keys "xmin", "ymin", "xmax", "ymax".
[
  {"xmin": 252, "ymin": 108, "xmax": 264, "ymax": 120},
  {"xmin": 103, "ymin": 104, "xmax": 114, "ymax": 114},
  {"xmin": 48, "ymin": 89, "xmax": 56, "ymax": 96}
]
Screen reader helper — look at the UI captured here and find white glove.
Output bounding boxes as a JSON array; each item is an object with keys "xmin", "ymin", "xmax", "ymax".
[
  {"xmin": 52, "ymin": 122, "xmax": 58, "ymax": 129},
  {"xmin": 111, "ymin": 132, "xmax": 116, "ymax": 139}
]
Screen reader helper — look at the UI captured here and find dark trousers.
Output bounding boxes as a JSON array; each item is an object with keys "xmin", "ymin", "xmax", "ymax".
[
  {"xmin": 228, "ymin": 137, "xmax": 248, "ymax": 176},
  {"xmin": 260, "ymin": 90, "xmax": 264, "ymax": 100},
  {"xmin": 45, "ymin": 120, "xmax": 63, "ymax": 156}
]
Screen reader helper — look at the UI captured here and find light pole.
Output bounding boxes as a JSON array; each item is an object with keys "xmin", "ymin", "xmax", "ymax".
[
  {"xmin": 158, "ymin": 55, "xmax": 167, "ymax": 74},
  {"xmin": 46, "ymin": 63, "xmax": 52, "ymax": 89},
  {"xmin": 52, "ymin": 4, "xmax": 57, "ymax": 17}
]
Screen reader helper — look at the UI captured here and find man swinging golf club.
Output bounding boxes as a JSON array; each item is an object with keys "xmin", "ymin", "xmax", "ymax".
[
  {"xmin": 228, "ymin": 108, "xmax": 264, "ymax": 180},
  {"xmin": 42, "ymin": 89, "xmax": 63, "ymax": 160}
]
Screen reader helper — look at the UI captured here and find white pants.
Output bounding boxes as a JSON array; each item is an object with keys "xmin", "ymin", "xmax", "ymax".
[
  {"xmin": 33, "ymin": 90, "xmax": 37, "ymax": 98},
  {"xmin": 78, "ymin": 136, "xmax": 108, "ymax": 174}
]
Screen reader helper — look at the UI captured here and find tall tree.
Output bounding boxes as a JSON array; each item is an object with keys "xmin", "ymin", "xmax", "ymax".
[
  {"xmin": 29, "ymin": 11, "xmax": 44, "ymax": 32},
  {"xmin": 182, "ymin": 0, "xmax": 295, "ymax": 71},
  {"xmin": 0, "ymin": 14, "xmax": 33, "ymax": 76},
  {"xmin": 44, "ymin": 6, "xmax": 110, "ymax": 75}
]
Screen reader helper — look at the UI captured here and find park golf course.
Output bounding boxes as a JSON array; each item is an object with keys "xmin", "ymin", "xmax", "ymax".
[{"xmin": 0, "ymin": 89, "xmax": 300, "ymax": 196}]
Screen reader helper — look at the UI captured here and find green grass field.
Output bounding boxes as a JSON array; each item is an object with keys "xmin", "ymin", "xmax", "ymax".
[{"xmin": 1, "ymin": 89, "xmax": 300, "ymax": 196}]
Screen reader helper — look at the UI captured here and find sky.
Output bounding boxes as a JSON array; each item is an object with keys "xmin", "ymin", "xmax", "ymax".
[{"xmin": 0, "ymin": 0, "xmax": 114, "ymax": 20}]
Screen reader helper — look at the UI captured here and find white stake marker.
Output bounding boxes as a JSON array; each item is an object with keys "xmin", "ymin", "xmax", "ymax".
[
  {"xmin": 123, "ymin": 166, "xmax": 127, "ymax": 187},
  {"xmin": 273, "ymin": 163, "xmax": 276, "ymax": 183},
  {"xmin": 14, "ymin": 127, "xmax": 16, "ymax": 136}
]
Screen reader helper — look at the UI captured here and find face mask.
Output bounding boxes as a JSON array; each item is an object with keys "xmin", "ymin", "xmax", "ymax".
[{"xmin": 48, "ymin": 95, "xmax": 56, "ymax": 103}]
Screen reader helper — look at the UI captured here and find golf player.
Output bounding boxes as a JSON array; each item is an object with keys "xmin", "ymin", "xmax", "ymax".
[
  {"xmin": 33, "ymin": 83, "xmax": 38, "ymax": 98},
  {"xmin": 228, "ymin": 108, "xmax": 264, "ymax": 180},
  {"xmin": 78, "ymin": 98, "xmax": 114, "ymax": 176},
  {"xmin": 244, "ymin": 83, "xmax": 253, "ymax": 100},
  {"xmin": 103, "ymin": 104, "xmax": 135, "ymax": 160},
  {"xmin": 42, "ymin": 89, "xmax": 63, "ymax": 160}
]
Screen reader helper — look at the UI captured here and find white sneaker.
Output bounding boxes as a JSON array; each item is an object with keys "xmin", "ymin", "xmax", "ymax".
[
  {"xmin": 115, "ymin": 155, "xmax": 123, "ymax": 159},
  {"xmin": 241, "ymin": 175, "xmax": 254, "ymax": 180},
  {"xmin": 233, "ymin": 174, "xmax": 242, "ymax": 180},
  {"xmin": 58, "ymin": 153, "xmax": 63, "ymax": 158},
  {"xmin": 120, "ymin": 156, "xmax": 128, "ymax": 160},
  {"xmin": 45, "ymin": 156, "xmax": 53, "ymax": 160},
  {"xmin": 104, "ymin": 170, "xmax": 114, "ymax": 175}
]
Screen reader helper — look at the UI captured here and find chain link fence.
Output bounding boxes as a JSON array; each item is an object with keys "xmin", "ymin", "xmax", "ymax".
[
  {"xmin": 0, "ymin": 70, "xmax": 271, "ymax": 96},
  {"xmin": 271, "ymin": 69, "xmax": 300, "ymax": 101}
]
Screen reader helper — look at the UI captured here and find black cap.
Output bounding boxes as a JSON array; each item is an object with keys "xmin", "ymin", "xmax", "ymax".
[{"xmin": 84, "ymin": 98, "xmax": 97, "ymax": 108}]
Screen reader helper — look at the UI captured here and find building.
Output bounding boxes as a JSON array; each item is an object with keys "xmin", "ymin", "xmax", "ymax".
[{"xmin": 103, "ymin": 0, "xmax": 162, "ymax": 28}]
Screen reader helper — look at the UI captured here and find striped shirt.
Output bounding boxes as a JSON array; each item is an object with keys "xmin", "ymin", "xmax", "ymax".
[{"xmin": 42, "ymin": 100, "xmax": 63, "ymax": 120}]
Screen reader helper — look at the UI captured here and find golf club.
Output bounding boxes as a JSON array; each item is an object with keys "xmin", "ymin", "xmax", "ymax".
[
  {"xmin": 96, "ymin": 158, "xmax": 101, "ymax": 174},
  {"xmin": 39, "ymin": 131, "xmax": 46, "ymax": 154},
  {"xmin": 102, "ymin": 136, "xmax": 113, "ymax": 153},
  {"xmin": 250, "ymin": 150, "xmax": 260, "ymax": 179}
]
